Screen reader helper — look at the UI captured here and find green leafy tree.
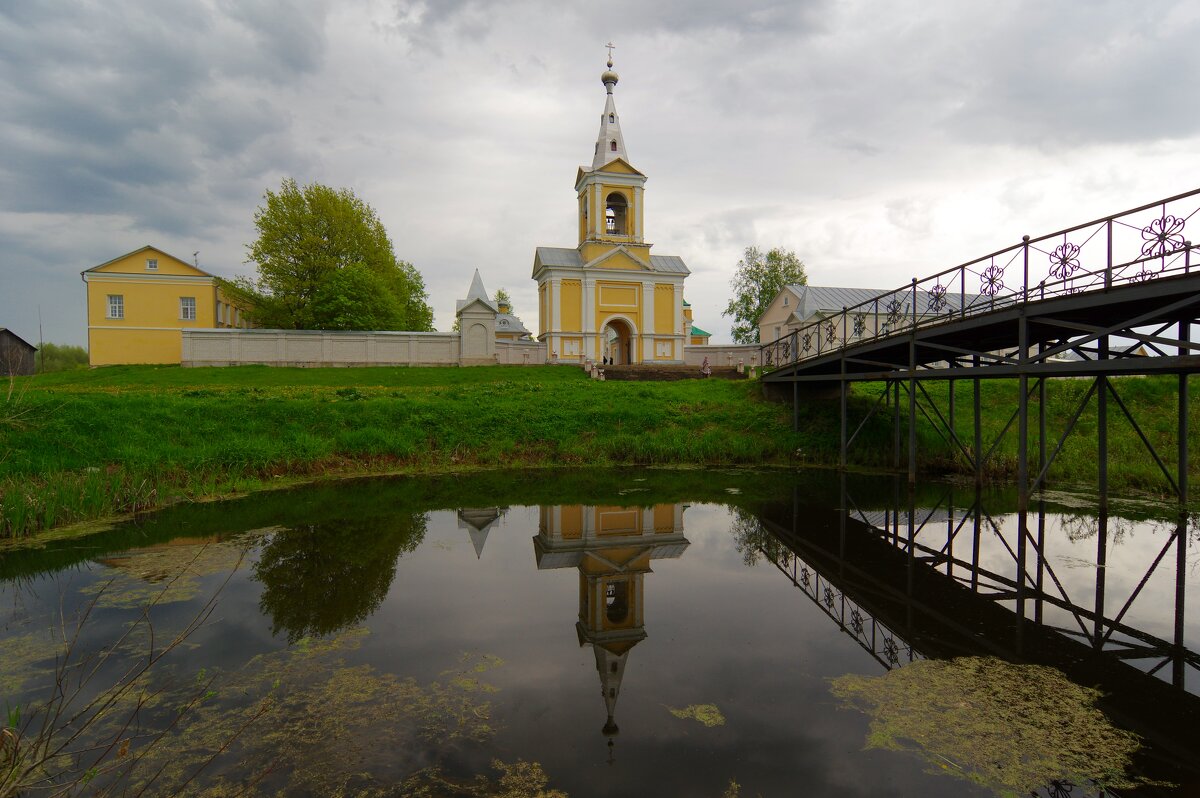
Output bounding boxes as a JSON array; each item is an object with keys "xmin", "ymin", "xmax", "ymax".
[
  {"xmin": 722, "ymin": 246, "xmax": 807, "ymax": 343},
  {"xmin": 309, "ymin": 263, "xmax": 403, "ymax": 331},
  {"xmin": 233, "ymin": 179, "xmax": 434, "ymax": 331},
  {"xmin": 34, "ymin": 342, "xmax": 89, "ymax": 373},
  {"xmin": 494, "ymin": 287, "xmax": 511, "ymax": 307}
]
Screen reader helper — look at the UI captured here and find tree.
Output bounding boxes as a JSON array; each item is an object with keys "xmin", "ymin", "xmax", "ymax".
[
  {"xmin": 34, "ymin": 343, "xmax": 88, "ymax": 373},
  {"xmin": 722, "ymin": 246, "xmax": 807, "ymax": 343},
  {"xmin": 493, "ymin": 287, "xmax": 511, "ymax": 308},
  {"xmin": 233, "ymin": 179, "xmax": 434, "ymax": 331}
]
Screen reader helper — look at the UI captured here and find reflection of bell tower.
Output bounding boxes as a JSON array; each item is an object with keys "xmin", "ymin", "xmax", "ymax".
[
  {"xmin": 534, "ymin": 503, "xmax": 688, "ymax": 760},
  {"xmin": 456, "ymin": 507, "xmax": 505, "ymax": 559}
]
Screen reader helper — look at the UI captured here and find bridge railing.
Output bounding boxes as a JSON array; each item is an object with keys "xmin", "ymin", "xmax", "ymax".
[{"xmin": 760, "ymin": 186, "xmax": 1200, "ymax": 370}]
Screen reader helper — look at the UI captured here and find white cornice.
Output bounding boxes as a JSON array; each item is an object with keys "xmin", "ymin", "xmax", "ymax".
[
  {"xmin": 83, "ymin": 273, "xmax": 216, "ymax": 285},
  {"xmin": 575, "ymin": 171, "xmax": 647, "ymax": 192}
]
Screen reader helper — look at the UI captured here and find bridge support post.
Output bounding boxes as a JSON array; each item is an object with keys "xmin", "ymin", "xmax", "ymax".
[
  {"xmin": 908, "ymin": 339, "xmax": 916, "ymax": 486},
  {"xmin": 1099, "ymin": 338, "xmax": 1109, "ymax": 513},
  {"xmin": 1179, "ymin": 319, "xmax": 1189, "ymax": 508},
  {"xmin": 1017, "ymin": 310, "xmax": 1029, "ymax": 644},
  {"xmin": 1176, "ymin": 321, "xmax": 1189, "ymax": 688},
  {"xmin": 792, "ymin": 381, "xmax": 799, "ymax": 432},
  {"xmin": 973, "ymin": 356, "xmax": 982, "ymax": 488},
  {"xmin": 839, "ymin": 358, "xmax": 847, "ymax": 470},
  {"xmin": 893, "ymin": 380, "xmax": 901, "ymax": 471}
]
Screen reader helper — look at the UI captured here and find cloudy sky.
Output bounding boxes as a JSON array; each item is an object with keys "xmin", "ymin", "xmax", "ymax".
[{"xmin": 3, "ymin": 0, "xmax": 1199, "ymax": 347}]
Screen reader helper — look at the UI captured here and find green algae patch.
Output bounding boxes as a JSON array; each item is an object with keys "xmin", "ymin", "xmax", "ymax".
[
  {"xmin": 71, "ymin": 631, "xmax": 509, "ymax": 796},
  {"xmin": 666, "ymin": 703, "xmax": 726, "ymax": 727},
  {"xmin": 79, "ymin": 536, "xmax": 255, "ymax": 609},
  {"xmin": 829, "ymin": 656, "xmax": 1152, "ymax": 796},
  {"xmin": 400, "ymin": 759, "xmax": 568, "ymax": 797}
]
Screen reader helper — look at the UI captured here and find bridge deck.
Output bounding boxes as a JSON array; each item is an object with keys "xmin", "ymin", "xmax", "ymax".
[{"xmin": 764, "ymin": 270, "xmax": 1200, "ymax": 384}]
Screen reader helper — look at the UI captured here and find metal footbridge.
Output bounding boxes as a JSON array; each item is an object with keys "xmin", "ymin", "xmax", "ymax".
[{"xmin": 760, "ymin": 187, "xmax": 1200, "ymax": 503}]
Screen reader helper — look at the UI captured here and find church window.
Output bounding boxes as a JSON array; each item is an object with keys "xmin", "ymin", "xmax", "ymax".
[
  {"xmin": 146, "ymin": 258, "xmax": 158, "ymax": 271},
  {"xmin": 609, "ymin": 113, "xmax": 615, "ymax": 122},
  {"xmin": 179, "ymin": 296, "xmax": 196, "ymax": 321},
  {"xmin": 610, "ymin": 140, "xmax": 617, "ymax": 152},
  {"xmin": 783, "ymin": 296, "xmax": 789, "ymax": 306},
  {"xmin": 107, "ymin": 295, "xmax": 124, "ymax": 319}
]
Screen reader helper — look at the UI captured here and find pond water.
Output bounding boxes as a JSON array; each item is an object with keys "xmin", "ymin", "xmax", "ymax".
[{"xmin": 1, "ymin": 469, "xmax": 1197, "ymax": 797}]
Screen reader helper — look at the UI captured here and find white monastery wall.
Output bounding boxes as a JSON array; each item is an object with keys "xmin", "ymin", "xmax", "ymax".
[
  {"xmin": 682, "ymin": 344, "xmax": 760, "ymax": 368},
  {"xmin": 182, "ymin": 329, "xmax": 467, "ymax": 367}
]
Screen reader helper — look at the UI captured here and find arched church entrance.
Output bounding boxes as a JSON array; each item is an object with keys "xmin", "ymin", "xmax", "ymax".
[{"xmin": 602, "ymin": 318, "xmax": 635, "ymax": 365}]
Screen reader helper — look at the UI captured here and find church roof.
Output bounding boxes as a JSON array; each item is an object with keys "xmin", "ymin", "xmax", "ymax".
[
  {"xmin": 496, "ymin": 313, "xmax": 530, "ymax": 335},
  {"xmin": 534, "ymin": 247, "xmax": 690, "ymax": 275},
  {"xmin": 690, "ymin": 324, "xmax": 711, "ymax": 337},
  {"xmin": 456, "ymin": 268, "xmax": 498, "ymax": 313},
  {"xmin": 650, "ymin": 255, "xmax": 689, "ymax": 274}
]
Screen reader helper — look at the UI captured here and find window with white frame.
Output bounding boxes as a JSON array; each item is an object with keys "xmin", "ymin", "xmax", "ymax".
[
  {"xmin": 217, "ymin": 303, "xmax": 224, "ymax": 324},
  {"xmin": 180, "ymin": 296, "xmax": 196, "ymax": 321},
  {"xmin": 146, "ymin": 258, "xmax": 158, "ymax": 271},
  {"xmin": 106, "ymin": 295, "xmax": 124, "ymax": 319},
  {"xmin": 783, "ymin": 296, "xmax": 789, "ymax": 306}
]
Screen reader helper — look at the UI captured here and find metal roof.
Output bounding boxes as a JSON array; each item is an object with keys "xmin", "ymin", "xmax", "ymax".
[
  {"xmin": 649, "ymin": 255, "xmax": 690, "ymax": 274},
  {"xmin": 535, "ymin": 247, "xmax": 690, "ymax": 275},
  {"xmin": 786, "ymin": 285, "xmax": 983, "ymax": 321},
  {"xmin": 0, "ymin": 328, "xmax": 37, "ymax": 350},
  {"xmin": 535, "ymin": 247, "xmax": 584, "ymax": 268},
  {"xmin": 456, "ymin": 268, "xmax": 498, "ymax": 313},
  {"xmin": 496, "ymin": 313, "xmax": 530, "ymax": 334}
]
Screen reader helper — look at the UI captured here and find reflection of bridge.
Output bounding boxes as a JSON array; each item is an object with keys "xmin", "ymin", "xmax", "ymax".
[
  {"xmin": 750, "ymin": 481, "xmax": 1199, "ymax": 794},
  {"xmin": 761, "ymin": 189, "xmax": 1200, "ymax": 507}
]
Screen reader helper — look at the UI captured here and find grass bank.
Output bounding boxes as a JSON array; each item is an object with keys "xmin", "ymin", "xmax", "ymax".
[
  {"xmin": 0, "ymin": 365, "xmax": 804, "ymax": 538},
  {"xmin": 2, "ymin": 365, "xmax": 1196, "ymax": 539}
]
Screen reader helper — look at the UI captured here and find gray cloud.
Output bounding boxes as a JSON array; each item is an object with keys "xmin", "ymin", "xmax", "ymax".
[{"xmin": 2, "ymin": 0, "xmax": 1199, "ymax": 347}]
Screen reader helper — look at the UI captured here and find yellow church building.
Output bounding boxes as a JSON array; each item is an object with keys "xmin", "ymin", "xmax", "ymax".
[
  {"xmin": 82, "ymin": 245, "xmax": 248, "ymax": 366},
  {"xmin": 533, "ymin": 58, "xmax": 691, "ymax": 365}
]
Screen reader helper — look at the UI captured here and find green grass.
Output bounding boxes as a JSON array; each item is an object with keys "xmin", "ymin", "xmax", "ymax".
[
  {"xmin": 2, "ymin": 365, "xmax": 1196, "ymax": 540},
  {"xmin": 0, "ymin": 365, "xmax": 805, "ymax": 538}
]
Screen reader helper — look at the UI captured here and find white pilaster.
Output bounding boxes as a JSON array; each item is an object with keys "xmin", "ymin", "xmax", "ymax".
[
  {"xmin": 551, "ymin": 279, "xmax": 562, "ymax": 331},
  {"xmin": 634, "ymin": 186, "xmax": 643, "ymax": 240},
  {"xmin": 593, "ymin": 183, "xmax": 603, "ymax": 237},
  {"xmin": 642, "ymin": 280, "xmax": 656, "ymax": 359}
]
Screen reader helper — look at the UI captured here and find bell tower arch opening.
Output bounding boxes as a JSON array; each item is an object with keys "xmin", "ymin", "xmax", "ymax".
[{"xmin": 605, "ymin": 192, "xmax": 628, "ymax": 236}]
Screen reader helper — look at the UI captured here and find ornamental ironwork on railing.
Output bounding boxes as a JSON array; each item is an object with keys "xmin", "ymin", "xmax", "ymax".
[{"xmin": 759, "ymin": 187, "xmax": 1200, "ymax": 369}]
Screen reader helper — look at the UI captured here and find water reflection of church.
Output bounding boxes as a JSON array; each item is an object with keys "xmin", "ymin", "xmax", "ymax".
[{"xmin": 533, "ymin": 504, "xmax": 690, "ymax": 757}]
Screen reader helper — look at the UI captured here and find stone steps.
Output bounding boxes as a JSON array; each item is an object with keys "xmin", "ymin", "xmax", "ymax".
[{"xmin": 597, "ymin": 364, "xmax": 745, "ymax": 381}]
